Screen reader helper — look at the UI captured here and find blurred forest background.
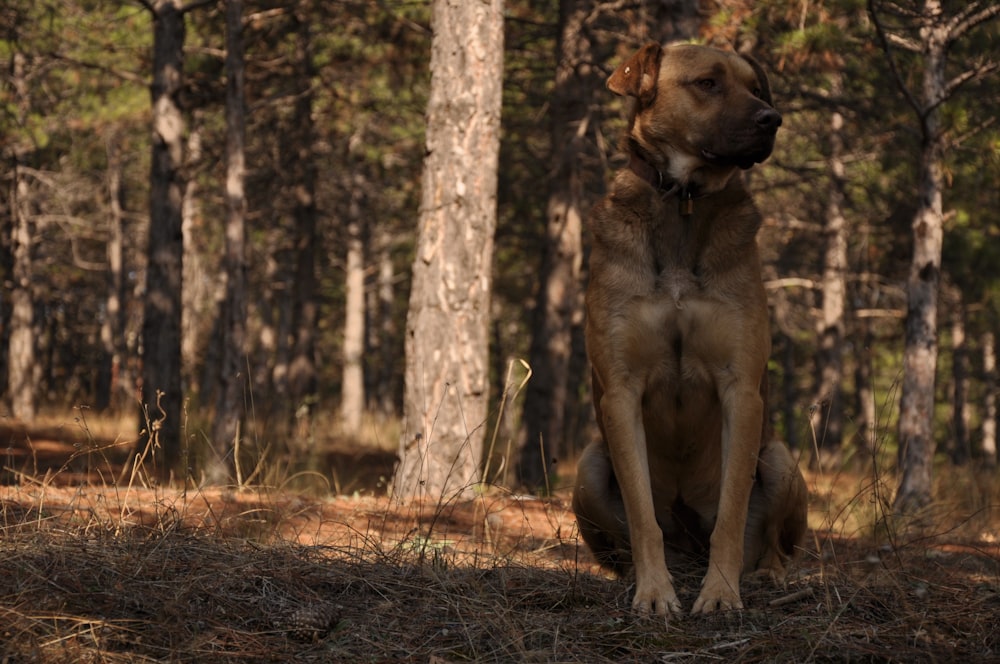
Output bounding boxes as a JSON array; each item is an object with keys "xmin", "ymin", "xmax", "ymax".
[{"xmin": 1, "ymin": 0, "xmax": 998, "ymax": 502}]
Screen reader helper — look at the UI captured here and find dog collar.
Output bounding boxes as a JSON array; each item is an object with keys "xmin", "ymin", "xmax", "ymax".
[{"xmin": 627, "ymin": 151, "xmax": 698, "ymax": 217}]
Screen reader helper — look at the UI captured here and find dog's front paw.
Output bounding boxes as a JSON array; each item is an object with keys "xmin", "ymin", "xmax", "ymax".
[
  {"xmin": 691, "ymin": 572, "xmax": 743, "ymax": 614},
  {"xmin": 632, "ymin": 574, "xmax": 682, "ymax": 616}
]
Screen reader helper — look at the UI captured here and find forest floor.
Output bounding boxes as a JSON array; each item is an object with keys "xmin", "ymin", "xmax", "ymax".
[{"xmin": 1, "ymin": 416, "xmax": 999, "ymax": 662}]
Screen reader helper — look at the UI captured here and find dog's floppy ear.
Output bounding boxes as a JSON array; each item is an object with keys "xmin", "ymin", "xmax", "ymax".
[
  {"xmin": 741, "ymin": 53, "xmax": 774, "ymax": 107},
  {"xmin": 607, "ymin": 42, "xmax": 662, "ymax": 104}
]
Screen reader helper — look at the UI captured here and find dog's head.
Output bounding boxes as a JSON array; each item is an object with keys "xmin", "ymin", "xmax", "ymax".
[{"xmin": 608, "ymin": 43, "xmax": 780, "ymax": 187}]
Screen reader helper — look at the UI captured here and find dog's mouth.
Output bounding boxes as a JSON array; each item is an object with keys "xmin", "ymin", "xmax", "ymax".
[{"xmin": 700, "ymin": 147, "xmax": 772, "ymax": 171}]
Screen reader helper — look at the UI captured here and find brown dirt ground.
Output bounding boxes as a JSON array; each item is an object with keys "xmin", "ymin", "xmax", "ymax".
[{"xmin": 1, "ymin": 419, "xmax": 999, "ymax": 662}]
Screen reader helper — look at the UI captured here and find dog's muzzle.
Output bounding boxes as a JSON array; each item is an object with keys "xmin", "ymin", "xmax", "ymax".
[{"xmin": 701, "ymin": 108, "xmax": 782, "ymax": 170}]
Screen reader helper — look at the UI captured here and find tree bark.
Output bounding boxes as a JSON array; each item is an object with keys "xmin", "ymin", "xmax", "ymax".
[
  {"xmin": 515, "ymin": 0, "xmax": 595, "ymax": 490},
  {"xmin": 811, "ymin": 93, "xmax": 848, "ymax": 468},
  {"xmin": 948, "ymin": 290, "xmax": 969, "ymax": 465},
  {"xmin": 854, "ymin": 320, "xmax": 877, "ymax": 462},
  {"xmin": 9, "ymin": 157, "xmax": 35, "ymax": 421},
  {"xmin": 893, "ymin": 3, "xmax": 947, "ymax": 513},
  {"xmin": 372, "ymin": 228, "xmax": 398, "ymax": 417},
  {"xmin": 7, "ymin": 50, "xmax": 36, "ymax": 422},
  {"xmin": 981, "ymin": 329, "xmax": 997, "ymax": 467},
  {"xmin": 141, "ymin": 0, "xmax": 186, "ymax": 479},
  {"xmin": 868, "ymin": 0, "xmax": 1000, "ymax": 512},
  {"xmin": 394, "ymin": 0, "xmax": 505, "ymax": 501},
  {"xmin": 98, "ymin": 132, "xmax": 128, "ymax": 413},
  {"xmin": 181, "ymin": 123, "xmax": 213, "ymax": 402},
  {"xmin": 209, "ymin": 0, "xmax": 249, "ymax": 484},
  {"xmin": 287, "ymin": 10, "xmax": 319, "ymax": 446},
  {"xmin": 340, "ymin": 176, "xmax": 366, "ymax": 436}
]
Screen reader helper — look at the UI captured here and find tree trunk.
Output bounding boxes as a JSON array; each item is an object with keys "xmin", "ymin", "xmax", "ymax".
[
  {"xmin": 98, "ymin": 133, "xmax": 128, "ymax": 413},
  {"xmin": 287, "ymin": 11, "xmax": 319, "ymax": 447},
  {"xmin": 141, "ymin": 0, "xmax": 187, "ymax": 479},
  {"xmin": 515, "ymin": 0, "xmax": 595, "ymax": 490},
  {"xmin": 394, "ymin": 0, "xmax": 505, "ymax": 501},
  {"xmin": 373, "ymin": 229, "xmax": 398, "ymax": 417},
  {"xmin": 894, "ymin": 16, "xmax": 946, "ymax": 512},
  {"xmin": 9, "ymin": 157, "xmax": 35, "ymax": 421},
  {"xmin": 811, "ymin": 96, "xmax": 848, "ymax": 468},
  {"xmin": 854, "ymin": 319, "xmax": 877, "ymax": 462},
  {"xmin": 181, "ymin": 122, "xmax": 215, "ymax": 403},
  {"xmin": 209, "ymin": 0, "xmax": 249, "ymax": 484},
  {"xmin": 981, "ymin": 330, "xmax": 997, "ymax": 467},
  {"xmin": 7, "ymin": 49, "xmax": 36, "ymax": 422},
  {"xmin": 869, "ymin": 0, "xmax": 1000, "ymax": 511},
  {"xmin": 948, "ymin": 290, "xmax": 969, "ymax": 465},
  {"xmin": 340, "ymin": 178, "xmax": 366, "ymax": 436}
]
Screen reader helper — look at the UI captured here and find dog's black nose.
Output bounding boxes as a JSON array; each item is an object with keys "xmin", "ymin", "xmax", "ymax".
[{"xmin": 754, "ymin": 108, "xmax": 782, "ymax": 132}]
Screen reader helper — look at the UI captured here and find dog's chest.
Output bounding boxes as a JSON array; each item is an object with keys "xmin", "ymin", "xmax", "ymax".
[
  {"xmin": 659, "ymin": 265, "xmax": 699, "ymax": 304},
  {"xmin": 628, "ymin": 271, "xmax": 716, "ymax": 382}
]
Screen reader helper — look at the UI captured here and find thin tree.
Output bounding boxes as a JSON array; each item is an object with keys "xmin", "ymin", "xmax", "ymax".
[
  {"xmin": 516, "ymin": 0, "xmax": 597, "ymax": 490},
  {"xmin": 138, "ymin": 0, "xmax": 213, "ymax": 479},
  {"xmin": 98, "ymin": 131, "xmax": 128, "ymax": 413},
  {"xmin": 209, "ymin": 0, "xmax": 248, "ymax": 484},
  {"xmin": 982, "ymin": 328, "xmax": 998, "ymax": 467},
  {"xmin": 394, "ymin": 0, "xmax": 505, "ymax": 501},
  {"xmin": 6, "ymin": 46, "xmax": 38, "ymax": 422},
  {"xmin": 286, "ymin": 8, "xmax": 319, "ymax": 443},
  {"xmin": 138, "ymin": 0, "xmax": 186, "ymax": 478},
  {"xmin": 811, "ymin": 74, "xmax": 848, "ymax": 468},
  {"xmin": 340, "ymin": 172, "xmax": 366, "ymax": 436},
  {"xmin": 869, "ymin": 0, "xmax": 1000, "ymax": 512}
]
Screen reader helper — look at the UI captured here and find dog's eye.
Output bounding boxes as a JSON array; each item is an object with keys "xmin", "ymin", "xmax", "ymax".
[
  {"xmin": 752, "ymin": 87, "xmax": 763, "ymax": 98},
  {"xmin": 695, "ymin": 78, "xmax": 715, "ymax": 91}
]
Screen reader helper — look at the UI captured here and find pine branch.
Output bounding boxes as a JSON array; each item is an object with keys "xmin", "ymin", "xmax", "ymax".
[
  {"xmin": 948, "ymin": 115, "xmax": 998, "ymax": 149},
  {"xmin": 867, "ymin": 0, "xmax": 924, "ymax": 119},
  {"xmin": 47, "ymin": 52, "xmax": 147, "ymax": 86},
  {"xmin": 947, "ymin": 2, "xmax": 1000, "ymax": 43},
  {"xmin": 180, "ymin": 0, "xmax": 218, "ymax": 14},
  {"xmin": 885, "ymin": 32, "xmax": 921, "ymax": 53},
  {"xmin": 940, "ymin": 60, "xmax": 1000, "ymax": 104}
]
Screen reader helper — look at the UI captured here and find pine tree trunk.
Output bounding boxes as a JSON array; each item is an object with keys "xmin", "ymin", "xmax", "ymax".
[
  {"xmin": 516, "ymin": 0, "xmax": 595, "ymax": 490},
  {"xmin": 854, "ymin": 319, "xmax": 877, "ymax": 462},
  {"xmin": 374, "ymin": 230, "xmax": 398, "ymax": 416},
  {"xmin": 287, "ymin": 12, "xmax": 319, "ymax": 446},
  {"xmin": 209, "ymin": 0, "xmax": 249, "ymax": 483},
  {"xmin": 811, "ymin": 98, "xmax": 848, "ymax": 468},
  {"xmin": 981, "ymin": 330, "xmax": 997, "ymax": 467},
  {"xmin": 9, "ymin": 157, "xmax": 35, "ymax": 421},
  {"xmin": 395, "ymin": 0, "xmax": 505, "ymax": 501},
  {"xmin": 141, "ymin": 0, "xmax": 186, "ymax": 478},
  {"xmin": 7, "ymin": 50, "xmax": 36, "ymax": 422},
  {"xmin": 894, "ymin": 7, "xmax": 946, "ymax": 513},
  {"xmin": 99, "ymin": 133, "xmax": 128, "ymax": 413},
  {"xmin": 181, "ymin": 123, "xmax": 214, "ymax": 402},
  {"xmin": 948, "ymin": 292, "xmax": 969, "ymax": 465},
  {"xmin": 340, "ymin": 187, "xmax": 366, "ymax": 435}
]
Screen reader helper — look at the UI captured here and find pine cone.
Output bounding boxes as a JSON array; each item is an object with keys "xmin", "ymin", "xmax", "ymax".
[{"xmin": 282, "ymin": 603, "xmax": 337, "ymax": 641}]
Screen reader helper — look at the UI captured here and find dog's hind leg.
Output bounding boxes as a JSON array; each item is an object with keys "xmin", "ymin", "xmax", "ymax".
[
  {"xmin": 742, "ymin": 442, "xmax": 808, "ymax": 580},
  {"xmin": 572, "ymin": 442, "xmax": 632, "ymax": 574}
]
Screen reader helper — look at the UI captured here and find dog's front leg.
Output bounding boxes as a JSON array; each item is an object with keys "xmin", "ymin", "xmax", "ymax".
[
  {"xmin": 692, "ymin": 380, "xmax": 763, "ymax": 614},
  {"xmin": 600, "ymin": 388, "xmax": 682, "ymax": 617}
]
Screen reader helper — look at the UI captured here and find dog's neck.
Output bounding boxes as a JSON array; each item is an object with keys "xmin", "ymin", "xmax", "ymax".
[
  {"xmin": 626, "ymin": 144, "xmax": 700, "ymax": 216},
  {"xmin": 628, "ymin": 151, "xmax": 698, "ymax": 217},
  {"xmin": 626, "ymin": 140, "xmax": 737, "ymax": 216}
]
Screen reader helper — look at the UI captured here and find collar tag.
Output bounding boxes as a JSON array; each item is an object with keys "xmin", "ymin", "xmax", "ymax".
[{"xmin": 680, "ymin": 186, "xmax": 695, "ymax": 217}]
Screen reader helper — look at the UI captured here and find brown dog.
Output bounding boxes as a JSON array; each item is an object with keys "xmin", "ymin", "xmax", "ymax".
[{"xmin": 572, "ymin": 43, "xmax": 808, "ymax": 617}]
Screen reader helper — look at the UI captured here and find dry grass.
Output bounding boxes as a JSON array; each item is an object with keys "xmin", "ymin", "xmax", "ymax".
[{"xmin": 1, "ymin": 418, "xmax": 999, "ymax": 662}]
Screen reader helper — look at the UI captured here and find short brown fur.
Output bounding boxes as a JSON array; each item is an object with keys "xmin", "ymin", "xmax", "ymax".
[{"xmin": 572, "ymin": 43, "xmax": 807, "ymax": 617}]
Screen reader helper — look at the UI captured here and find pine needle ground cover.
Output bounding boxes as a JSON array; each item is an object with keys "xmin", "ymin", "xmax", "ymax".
[{"xmin": 1, "ymin": 469, "xmax": 997, "ymax": 664}]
